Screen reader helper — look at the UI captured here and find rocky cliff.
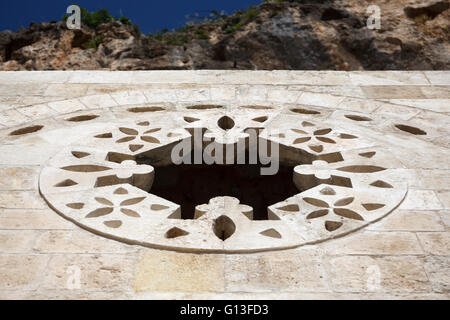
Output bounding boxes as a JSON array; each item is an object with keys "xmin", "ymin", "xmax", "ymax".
[{"xmin": 0, "ymin": 0, "xmax": 449, "ymax": 70}]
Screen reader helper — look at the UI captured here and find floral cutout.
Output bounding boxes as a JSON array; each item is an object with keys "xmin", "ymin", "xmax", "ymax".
[
  {"xmin": 290, "ymin": 121, "xmax": 358, "ymax": 154},
  {"xmin": 304, "ymin": 192, "xmax": 364, "ymax": 232},
  {"xmin": 291, "ymin": 122, "xmax": 335, "ymax": 154},
  {"xmin": 86, "ymin": 194, "xmax": 146, "ymax": 228},
  {"xmin": 115, "ymin": 122, "xmax": 161, "ymax": 152}
]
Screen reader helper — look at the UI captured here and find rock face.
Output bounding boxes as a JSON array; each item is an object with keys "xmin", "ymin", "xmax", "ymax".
[{"xmin": 0, "ymin": 0, "xmax": 449, "ymax": 70}]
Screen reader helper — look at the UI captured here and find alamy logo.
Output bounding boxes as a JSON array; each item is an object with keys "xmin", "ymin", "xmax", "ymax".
[
  {"xmin": 171, "ymin": 128, "xmax": 280, "ymax": 176},
  {"xmin": 66, "ymin": 5, "xmax": 81, "ymax": 30},
  {"xmin": 367, "ymin": 5, "xmax": 381, "ymax": 30}
]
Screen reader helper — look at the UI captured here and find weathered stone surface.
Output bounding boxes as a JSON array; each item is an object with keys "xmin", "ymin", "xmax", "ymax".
[
  {"xmin": 399, "ymin": 190, "xmax": 443, "ymax": 210},
  {"xmin": 367, "ymin": 210, "xmax": 445, "ymax": 232},
  {"xmin": 417, "ymin": 232, "xmax": 450, "ymax": 255},
  {"xmin": 43, "ymin": 254, "xmax": 135, "ymax": 291},
  {"xmin": 0, "ymin": 167, "xmax": 39, "ymax": 190},
  {"xmin": 424, "ymin": 256, "xmax": 450, "ymax": 293},
  {"xmin": 324, "ymin": 232, "xmax": 423, "ymax": 255},
  {"xmin": 328, "ymin": 256, "xmax": 430, "ymax": 293},
  {"xmin": 437, "ymin": 191, "xmax": 450, "ymax": 209},
  {"xmin": 0, "ymin": 191, "xmax": 47, "ymax": 209},
  {"xmin": 0, "ymin": 255, "xmax": 49, "ymax": 290},
  {"xmin": 0, "ymin": 209, "xmax": 74, "ymax": 230},
  {"xmin": 134, "ymin": 250, "xmax": 225, "ymax": 293},
  {"xmin": 224, "ymin": 249, "xmax": 328, "ymax": 293},
  {"xmin": 0, "ymin": 70, "xmax": 448, "ymax": 299},
  {"xmin": 0, "ymin": 230, "xmax": 39, "ymax": 253},
  {"xmin": 34, "ymin": 230, "xmax": 138, "ymax": 254}
]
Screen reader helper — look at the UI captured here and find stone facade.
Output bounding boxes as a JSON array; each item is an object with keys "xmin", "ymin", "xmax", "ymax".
[{"xmin": 0, "ymin": 71, "xmax": 449, "ymax": 299}]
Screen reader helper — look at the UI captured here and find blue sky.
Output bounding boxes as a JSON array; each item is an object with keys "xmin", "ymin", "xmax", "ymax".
[{"xmin": 0, "ymin": 0, "xmax": 262, "ymax": 34}]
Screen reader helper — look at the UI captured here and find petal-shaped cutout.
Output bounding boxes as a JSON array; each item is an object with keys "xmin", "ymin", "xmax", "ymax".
[
  {"xmin": 165, "ymin": 227, "xmax": 189, "ymax": 239},
  {"xmin": 359, "ymin": 152, "xmax": 376, "ymax": 158},
  {"xmin": 187, "ymin": 105, "xmax": 223, "ymax": 110},
  {"xmin": 104, "ymin": 220, "xmax": 122, "ymax": 228},
  {"xmin": 167, "ymin": 132, "xmax": 181, "ymax": 138},
  {"xmin": 252, "ymin": 116, "xmax": 268, "ymax": 123},
  {"xmin": 291, "ymin": 108, "xmax": 320, "ymax": 115},
  {"xmin": 128, "ymin": 107, "xmax": 165, "ymax": 113},
  {"xmin": 325, "ymin": 221, "xmax": 343, "ymax": 232},
  {"xmin": 293, "ymin": 137, "xmax": 311, "ymax": 144},
  {"xmin": 309, "ymin": 144, "xmax": 323, "ymax": 153},
  {"xmin": 95, "ymin": 197, "xmax": 114, "ymax": 206},
  {"xmin": 66, "ymin": 203, "xmax": 84, "ymax": 210},
  {"xmin": 55, "ymin": 179, "xmax": 78, "ymax": 187},
  {"xmin": 314, "ymin": 128, "xmax": 332, "ymax": 136},
  {"xmin": 119, "ymin": 128, "xmax": 138, "ymax": 135},
  {"xmin": 260, "ymin": 228, "xmax": 282, "ymax": 239},
  {"xmin": 9, "ymin": 125, "xmax": 43, "ymax": 136},
  {"xmin": 370, "ymin": 180, "xmax": 393, "ymax": 188},
  {"xmin": 121, "ymin": 197, "xmax": 146, "ymax": 206},
  {"xmin": 345, "ymin": 115, "xmax": 372, "ymax": 122},
  {"xmin": 116, "ymin": 136, "xmax": 135, "ymax": 143},
  {"xmin": 306, "ymin": 209, "xmax": 329, "ymax": 219},
  {"xmin": 144, "ymin": 128, "xmax": 161, "ymax": 134},
  {"xmin": 94, "ymin": 133, "xmax": 112, "ymax": 139},
  {"xmin": 291, "ymin": 129, "xmax": 308, "ymax": 135},
  {"xmin": 129, "ymin": 144, "xmax": 144, "ymax": 152},
  {"xmin": 61, "ymin": 165, "xmax": 111, "ymax": 173},
  {"xmin": 276, "ymin": 204, "xmax": 299, "ymax": 212},
  {"xmin": 137, "ymin": 121, "xmax": 150, "ymax": 126},
  {"xmin": 362, "ymin": 203, "xmax": 386, "ymax": 211},
  {"xmin": 302, "ymin": 121, "xmax": 314, "ymax": 127},
  {"xmin": 334, "ymin": 208, "xmax": 364, "ymax": 221},
  {"xmin": 151, "ymin": 204, "xmax": 169, "ymax": 211},
  {"xmin": 140, "ymin": 136, "xmax": 161, "ymax": 144},
  {"xmin": 303, "ymin": 197, "xmax": 329, "ymax": 208},
  {"xmin": 66, "ymin": 115, "xmax": 99, "ymax": 122},
  {"xmin": 316, "ymin": 137, "xmax": 336, "ymax": 144},
  {"xmin": 121, "ymin": 208, "xmax": 141, "ymax": 218},
  {"xmin": 71, "ymin": 151, "xmax": 90, "ymax": 159},
  {"xmin": 337, "ymin": 165, "xmax": 386, "ymax": 173},
  {"xmin": 184, "ymin": 117, "xmax": 200, "ymax": 123},
  {"xmin": 339, "ymin": 133, "xmax": 358, "ymax": 139},
  {"xmin": 114, "ymin": 187, "xmax": 128, "ymax": 195},
  {"xmin": 395, "ymin": 124, "xmax": 426, "ymax": 136},
  {"xmin": 334, "ymin": 197, "xmax": 354, "ymax": 207},
  {"xmin": 86, "ymin": 207, "xmax": 113, "ymax": 218}
]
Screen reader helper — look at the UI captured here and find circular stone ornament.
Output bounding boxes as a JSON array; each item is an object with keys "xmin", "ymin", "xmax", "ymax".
[{"xmin": 37, "ymin": 96, "xmax": 408, "ymax": 253}]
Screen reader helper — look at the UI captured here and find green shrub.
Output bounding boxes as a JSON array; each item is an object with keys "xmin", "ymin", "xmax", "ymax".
[
  {"xmin": 119, "ymin": 16, "xmax": 132, "ymax": 26},
  {"xmin": 82, "ymin": 35, "xmax": 104, "ymax": 50},
  {"xmin": 225, "ymin": 22, "xmax": 243, "ymax": 34},
  {"xmin": 241, "ymin": 5, "xmax": 259, "ymax": 24},
  {"xmin": 223, "ymin": 5, "xmax": 259, "ymax": 33},
  {"xmin": 81, "ymin": 8, "xmax": 114, "ymax": 28},
  {"xmin": 62, "ymin": 6, "xmax": 132, "ymax": 29},
  {"xmin": 164, "ymin": 33, "xmax": 188, "ymax": 46},
  {"xmin": 195, "ymin": 29, "xmax": 209, "ymax": 40}
]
